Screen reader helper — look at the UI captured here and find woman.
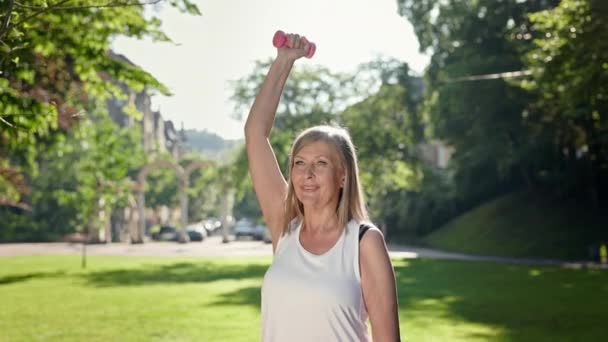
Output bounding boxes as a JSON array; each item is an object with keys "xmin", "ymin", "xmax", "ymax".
[{"xmin": 244, "ymin": 32, "xmax": 401, "ymax": 342}]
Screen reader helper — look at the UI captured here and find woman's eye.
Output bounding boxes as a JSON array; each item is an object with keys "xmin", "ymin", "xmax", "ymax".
[
  {"xmin": 295, "ymin": 160, "xmax": 304, "ymax": 166},
  {"xmin": 317, "ymin": 160, "xmax": 328, "ymax": 165}
]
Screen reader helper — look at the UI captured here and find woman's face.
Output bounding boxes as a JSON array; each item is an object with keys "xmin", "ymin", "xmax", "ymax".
[{"xmin": 291, "ymin": 140, "xmax": 344, "ymax": 209}]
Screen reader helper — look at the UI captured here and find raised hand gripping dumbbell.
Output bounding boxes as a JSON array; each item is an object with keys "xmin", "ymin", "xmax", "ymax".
[{"xmin": 272, "ymin": 30, "xmax": 316, "ymax": 58}]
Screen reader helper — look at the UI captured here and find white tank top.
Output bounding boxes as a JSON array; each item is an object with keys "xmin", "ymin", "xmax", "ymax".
[{"xmin": 261, "ymin": 219, "xmax": 370, "ymax": 342}]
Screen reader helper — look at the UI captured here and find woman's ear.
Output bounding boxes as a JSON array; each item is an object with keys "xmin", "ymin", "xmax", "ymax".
[{"xmin": 337, "ymin": 167, "xmax": 346, "ymax": 188}]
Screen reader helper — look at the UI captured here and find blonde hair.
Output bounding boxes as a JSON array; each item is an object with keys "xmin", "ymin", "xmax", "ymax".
[{"xmin": 283, "ymin": 125, "xmax": 368, "ymax": 235}]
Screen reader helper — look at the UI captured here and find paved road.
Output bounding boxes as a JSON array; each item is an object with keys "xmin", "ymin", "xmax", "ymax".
[
  {"xmin": 1, "ymin": 235, "xmax": 604, "ymax": 268},
  {"xmin": 0, "ymin": 236, "xmax": 274, "ymax": 257}
]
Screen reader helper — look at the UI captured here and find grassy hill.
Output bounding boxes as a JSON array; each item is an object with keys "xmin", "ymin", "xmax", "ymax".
[{"xmin": 424, "ymin": 191, "xmax": 607, "ymax": 261}]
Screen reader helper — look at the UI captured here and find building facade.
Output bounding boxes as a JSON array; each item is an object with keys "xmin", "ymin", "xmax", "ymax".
[{"xmin": 106, "ymin": 52, "xmax": 184, "ymax": 158}]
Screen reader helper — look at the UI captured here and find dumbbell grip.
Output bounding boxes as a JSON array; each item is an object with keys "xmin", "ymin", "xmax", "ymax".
[{"xmin": 272, "ymin": 30, "xmax": 316, "ymax": 58}]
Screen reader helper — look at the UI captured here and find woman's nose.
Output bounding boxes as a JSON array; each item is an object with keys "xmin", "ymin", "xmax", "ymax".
[{"xmin": 304, "ymin": 165, "xmax": 315, "ymax": 177}]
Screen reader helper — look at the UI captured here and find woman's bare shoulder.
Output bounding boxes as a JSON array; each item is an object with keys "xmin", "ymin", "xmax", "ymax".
[{"xmin": 358, "ymin": 222, "xmax": 387, "ymax": 256}]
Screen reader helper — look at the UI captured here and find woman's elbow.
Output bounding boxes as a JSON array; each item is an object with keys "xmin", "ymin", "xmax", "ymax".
[{"xmin": 244, "ymin": 120, "xmax": 266, "ymax": 140}]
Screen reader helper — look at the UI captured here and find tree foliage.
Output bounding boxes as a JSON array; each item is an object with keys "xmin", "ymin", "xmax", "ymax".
[
  {"xmin": 232, "ymin": 0, "xmax": 608, "ymax": 238},
  {"xmin": 397, "ymin": 0, "xmax": 560, "ymax": 206},
  {"xmin": 0, "ymin": 0, "xmax": 200, "ymax": 240},
  {"xmin": 519, "ymin": 0, "xmax": 608, "ymax": 206},
  {"xmin": 396, "ymin": 0, "xmax": 607, "ymax": 234},
  {"xmin": 0, "ymin": 0, "xmax": 199, "ymax": 204}
]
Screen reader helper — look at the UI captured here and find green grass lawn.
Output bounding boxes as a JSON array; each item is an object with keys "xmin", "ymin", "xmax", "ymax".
[
  {"xmin": 1, "ymin": 255, "xmax": 607, "ymax": 341},
  {"xmin": 424, "ymin": 191, "xmax": 608, "ymax": 260}
]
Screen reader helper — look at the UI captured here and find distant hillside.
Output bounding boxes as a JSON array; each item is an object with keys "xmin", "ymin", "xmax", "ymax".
[
  {"xmin": 184, "ymin": 129, "xmax": 242, "ymax": 161},
  {"xmin": 424, "ymin": 190, "xmax": 607, "ymax": 261}
]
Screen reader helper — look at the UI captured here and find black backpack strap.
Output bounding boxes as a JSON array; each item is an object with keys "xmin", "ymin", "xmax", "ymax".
[{"xmin": 359, "ymin": 224, "xmax": 371, "ymax": 241}]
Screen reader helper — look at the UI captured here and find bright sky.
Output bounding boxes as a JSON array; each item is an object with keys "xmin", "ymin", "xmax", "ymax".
[{"xmin": 112, "ymin": 0, "xmax": 429, "ymax": 140}]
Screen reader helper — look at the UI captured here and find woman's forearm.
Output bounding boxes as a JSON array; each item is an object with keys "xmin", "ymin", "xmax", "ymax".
[{"xmin": 244, "ymin": 56, "xmax": 294, "ymax": 139}]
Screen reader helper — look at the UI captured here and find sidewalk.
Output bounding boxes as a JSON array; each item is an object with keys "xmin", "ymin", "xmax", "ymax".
[
  {"xmin": 387, "ymin": 243, "xmax": 608, "ymax": 269},
  {"xmin": 0, "ymin": 236, "xmax": 273, "ymax": 257},
  {"xmin": 1, "ymin": 236, "xmax": 606, "ymax": 269}
]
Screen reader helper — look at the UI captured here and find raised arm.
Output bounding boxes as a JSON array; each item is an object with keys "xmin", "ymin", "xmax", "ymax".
[{"xmin": 244, "ymin": 33, "xmax": 309, "ymax": 250}]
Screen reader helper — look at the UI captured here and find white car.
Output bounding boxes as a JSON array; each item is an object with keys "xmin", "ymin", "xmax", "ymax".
[{"xmin": 202, "ymin": 218, "xmax": 222, "ymax": 235}]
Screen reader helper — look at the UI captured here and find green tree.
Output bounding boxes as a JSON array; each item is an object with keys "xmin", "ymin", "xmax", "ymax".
[
  {"xmin": 341, "ymin": 60, "xmax": 439, "ymax": 236},
  {"xmin": 183, "ymin": 155, "xmax": 222, "ymax": 222},
  {"xmin": 397, "ymin": 0, "xmax": 558, "ymax": 209},
  {"xmin": 0, "ymin": 0, "xmax": 200, "ymax": 207},
  {"xmin": 520, "ymin": 0, "xmax": 608, "ymax": 209},
  {"xmin": 144, "ymin": 156, "xmax": 180, "ymax": 211},
  {"xmin": 0, "ymin": 113, "xmax": 145, "ymax": 241},
  {"xmin": 0, "ymin": 0, "xmax": 200, "ymax": 240}
]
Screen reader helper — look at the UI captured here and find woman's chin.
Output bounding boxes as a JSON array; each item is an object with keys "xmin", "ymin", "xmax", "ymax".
[{"xmin": 296, "ymin": 193, "xmax": 319, "ymax": 205}]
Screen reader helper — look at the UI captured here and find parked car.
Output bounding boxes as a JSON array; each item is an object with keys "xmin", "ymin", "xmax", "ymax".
[
  {"xmin": 253, "ymin": 224, "xmax": 268, "ymax": 241},
  {"xmin": 263, "ymin": 226, "xmax": 272, "ymax": 244},
  {"xmin": 234, "ymin": 219, "xmax": 256, "ymax": 240},
  {"xmin": 152, "ymin": 225, "xmax": 179, "ymax": 241},
  {"xmin": 202, "ymin": 218, "xmax": 222, "ymax": 235},
  {"xmin": 185, "ymin": 221, "xmax": 208, "ymax": 241},
  {"xmin": 186, "ymin": 226, "xmax": 206, "ymax": 242},
  {"xmin": 152, "ymin": 225, "xmax": 203, "ymax": 242}
]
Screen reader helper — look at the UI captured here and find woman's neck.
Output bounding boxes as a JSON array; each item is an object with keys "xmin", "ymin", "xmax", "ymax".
[{"xmin": 301, "ymin": 207, "xmax": 340, "ymax": 234}]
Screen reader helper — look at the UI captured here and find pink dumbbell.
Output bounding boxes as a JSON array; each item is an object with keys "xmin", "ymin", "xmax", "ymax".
[{"xmin": 272, "ymin": 30, "xmax": 316, "ymax": 58}]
